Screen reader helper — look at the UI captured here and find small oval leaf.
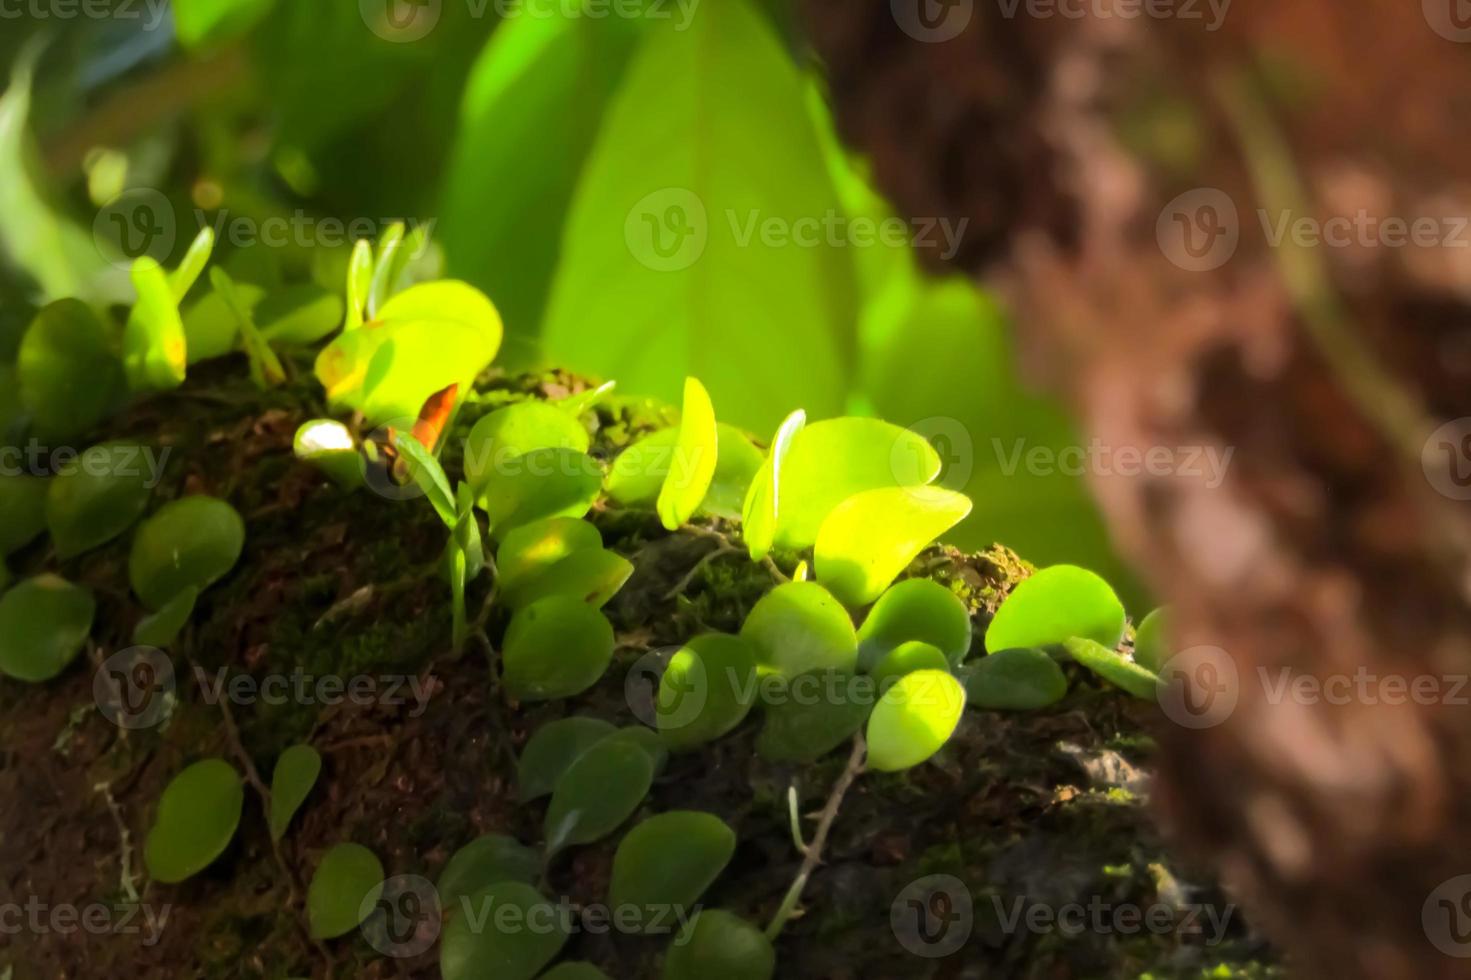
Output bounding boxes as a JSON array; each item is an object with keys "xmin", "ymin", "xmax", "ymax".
[
  {"xmin": 0, "ymin": 574, "xmax": 96, "ymax": 682},
  {"xmin": 984, "ymin": 565, "xmax": 1126, "ymax": 654},
  {"xmin": 963, "ymin": 647, "xmax": 1067, "ymax": 710},
  {"xmin": 477, "ymin": 448, "xmax": 602, "ymax": 536},
  {"xmin": 857, "ymin": 578, "xmax": 972, "ymax": 671},
  {"xmin": 269, "ymin": 744, "xmax": 322, "ymax": 842},
  {"xmin": 437, "ymin": 835, "xmax": 542, "ymax": 907},
  {"xmin": 502, "ymin": 596, "xmax": 615, "ymax": 702},
  {"xmin": 17, "ymin": 299, "xmax": 125, "ymax": 441},
  {"xmin": 144, "ymin": 758, "xmax": 244, "ymax": 884},
  {"xmin": 497, "ymin": 517, "xmax": 603, "ymax": 588},
  {"xmin": 739, "ymin": 581, "xmax": 857, "ymax": 680},
  {"xmin": 440, "ymin": 881, "xmax": 569, "ymax": 980},
  {"xmin": 517, "ymin": 716, "xmax": 618, "ymax": 802},
  {"xmin": 815, "ymin": 487, "xmax": 972, "ymax": 608},
  {"xmin": 465, "ymin": 401, "xmax": 591, "ymax": 499},
  {"xmin": 503, "ymin": 548, "xmax": 633, "ymax": 612},
  {"xmin": 756, "ymin": 670, "xmax": 874, "ymax": 764},
  {"xmin": 657, "ymin": 634, "xmax": 759, "ymax": 752},
  {"xmin": 46, "ymin": 441, "xmax": 153, "ymax": 558},
  {"xmin": 663, "ymin": 910, "xmax": 775, "ymax": 980},
  {"xmin": 543, "ymin": 733, "xmax": 654, "ymax": 855},
  {"xmin": 608, "ymin": 812, "xmax": 736, "ymax": 933},
  {"xmin": 0, "ymin": 474, "xmax": 49, "ymax": 556},
  {"xmin": 129, "ymin": 496, "xmax": 246, "ymax": 610},
  {"xmin": 869, "ymin": 640, "xmax": 949, "ymax": 693},
  {"xmin": 866, "ymin": 669, "xmax": 966, "ymax": 773},
  {"xmin": 307, "ymin": 843, "xmax": 384, "ymax": 939}
]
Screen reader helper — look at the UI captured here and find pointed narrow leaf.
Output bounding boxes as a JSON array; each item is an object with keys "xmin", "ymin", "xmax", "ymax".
[
  {"xmin": 742, "ymin": 409, "xmax": 805, "ymax": 561},
  {"xmin": 169, "ymin": 227, "xmax": 215, "ymax": 302},
  {"xmin": 123, "ymin": 257, "xmax": 188, "ymax": 391},
  {"xmin": 657, "ymin": 377, "xmax": 719, "ymax": 530},
  {"xmin": 395, "ymin": 432, "xmax": 456, "ymax": 526},
  {"xmin": 269, "ymin": 744, "xmax": 322, "ymax": 842}
]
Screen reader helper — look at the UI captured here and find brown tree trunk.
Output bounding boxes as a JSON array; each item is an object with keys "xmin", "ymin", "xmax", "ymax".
[{"xmin": 803, "ymin": 2, "xmax": 1471, "ymax": 976}]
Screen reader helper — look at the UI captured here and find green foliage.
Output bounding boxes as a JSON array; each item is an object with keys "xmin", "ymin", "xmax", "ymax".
[
  {"xmin": 814, "ymin": 486, "xmax": 971, "ymax": 607},
  {"xmin": 502, "ymin": 595, "xmax": 615, "ymax": 701},
  {"xmin": 0, "ymin": 574, "xmax": 95, "ymax": 682},
  {"xmin": 124, "ymin": 229, "xmax": 215, "ymax": 392},
  {"xmin": 1134, "ymin": 607, "xmax": 1171, "ymax": 673},
  {"xmin": 440, "ymin": 881, "xmax": 570, "ymax": 980},
  {"xmin": 504, "ymin": 546, "xmax": 632, "ymax": 611},
  {"xmin": 984, "ymin": 564, "xmax": 1127, "ymax": 654},
  {"xmin": 963, "ymin": 647, "xmax": 1068, "ymax": 711},
  {"xmin": 465, "ymin": 401, "xmax": 591, "ymax": 498},
  {"xmin": 129, "ymin": 496, "xmax": 246, "ymax": 610},
  {"xmin": 306, "ymin": 843, "xmax": 384, "ymax": 940},
  {"xmin": 869, "ymin": 640, "xmax": 950, "ymax": 692},
  {"xmin": 45, "ymin": 442, "xmax": 152, "ymax": 558},
  {"xmin": 657, "ymin": 633, "xmax": 760, "ymax": 752},
  {"xmin": 543, "ymin": 730, "xmax": 655, "ymax": 856},
  {"xmin": 542, "ymin": 964, "xmax": 611, "ymax": 980},
  {"xmin": 866, "ymin": 669, "xmax": 967, "ymax": 773},
  {"xmin": 478, "ymin": 447, "xmax": 603, "ymax": 536},
  {"xmin": 657, "ymin": 377, "xmax": 719, "ymax": 531},
  {"xmin": 857, "ymin": 578, "xmax": 972, "ymax": 670},
  {"xmin": 0, "ymin": 473, "xmax": 48, "ymax": 555},
  {"xmin": 663, "ymin": 909, "xmax": 776, "ymax": 980},
  {"xmin": 497, "ymin": 518, "xmax": 602, "ymax": 585},
  {"xmin": 1063, "ymin": 637, "xmax": 1160, "ymax": 700},
  {"xmin": 608, "ymin": 423, "xmax": 761, "ymax": 522},
  {"xmin": 293, "ymin": 420, "xmax": 366, "ymax": 490},
  {"xmin": 17, "ymin": 299, "xmax": 125, "ymax": 441},
  {"xmin": 517, "ymin": 716, "xmax": 618, "ymax": 802},
  {"xmin": 144, "ymin": 759, "xmax": 244, "ymax": 884},
  {"xmin": 268, "ymin": 744, "xmax": 322, "ymax": 842},
  {"xmin": 741, "ymin": 409, "xmax": 805, "ymax": 561},
  {"xmin": 740, "ymin": 581, "xmax": 857, "ymax": 680},
  {"xmin": 437, "ymin": 835, "xmax": 541, "ymax": 908},
  {"xmin": 608, "ymin": 812, "xmax": 736, "ymax": 933},
  {"xmin": 132, "ymin": 586, "xmax": 198, "ymax": 649},
  {"xmin": 756, "ymin": 670, "xmax": 872, "ymax": 764}
]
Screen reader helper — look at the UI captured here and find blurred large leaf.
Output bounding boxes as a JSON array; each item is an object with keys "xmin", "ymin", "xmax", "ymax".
[
  {"xmin": 17, "ymin": 299, "xmax": 126, "ymax": 442},
  {"xmin": 541, "ymin": 0, "xmax": 856, "ymax": 434},
  {"xmin": 440, "ymin": 9, "xmax": 643, "ymax": 351},
  {"xmin": 173, "ymin": 0, "xmax": 278, "ymax": 49}
]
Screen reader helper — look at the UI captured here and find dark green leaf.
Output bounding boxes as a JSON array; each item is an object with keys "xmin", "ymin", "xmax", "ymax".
[
  {"xmin": 144, "ymin": 759, "xmax": 244, "ymax": 884},
  {"xmin": 502, "ymin": 596, "xmax": 615, "ymax": 701},
  {"xmin": 0, "ymin": 574, "xmax": 95, "ymax": 682},
  {"xmin": 268, "ymin": 744, "xmax": 322, "ymax": 842},
  {"xmin": 608, "ymin": 812, "xmax": 736, "ymax": 933}
]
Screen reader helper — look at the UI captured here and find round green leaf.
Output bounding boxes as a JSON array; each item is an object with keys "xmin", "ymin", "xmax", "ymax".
[
  {"xmin": 984, "ymin": 565, "xmax": 1126, "ymax": 654},
  {"xmin": 46, "ymin": 442, "xmax": 153, "ymax": 558},
  {"xmin": 503, "ymin": 548, "xmax": 633, "ymax": 612},
  {"xmin": 866, "ymin": 669, "xmax": 966, "ymax": 773},
  {"xmin": 543, "ymin": 731, "xmax": 654, "ymax": 855},
  {"xmin": 772, "ymin": 418, "xmax": 940, "ymax": 551},
  {"xmin": 611, "ymin": 725, "xmax": 670, "ymax": 776},
  {"xmin": 815, "ymin": 486, "xmax": 972, "ymax": 608},
  {"xmin": 129, "ymin": 496, "xmax": 246, "ymax": 610},
  {"xmin": 542, "ymin": 963, "xmax": 611, "ymax": 980},
  {"xmin": 517, "ymin": 716, "xmax": 617, "ymax": 802},
  {"xmin": 437, "ymin": 834, "xmax": 541, "ymax": 907},
  {"xmin": 144, "ymin": 758, "xmax": 244, "ymax": 884},
  {"xmin": 663, "ymin": 910, "xmax": 775, "ymax": 980},
  {"xmin": 756, "ymin": 670, "xmax": 874, "ymax": 764},
  {"xmin": 869, "ymin": 640, "xmax": 949, "ymax": 693},
  {"xmin": 963, "ymin": 647, "xmax": 1067, "ymax": 710},
  {"xmin": 0, "ymin": 574, "xmax": 96, "ymax": 682},
  {"xmin": 268, "ymin": 744, "xmax": 322, "ymax": 842},
  {"xmin": 739, "ymin": 581, "xmax": 857, "ymax": 680},
  {"xmin": 293, "ymin": 419, "xmax": 366, "ymax": 490},
  {"xmin": 741, "ymin": 409, "xmax": 805, "ymax": 561},
  {"xmin": 307, "ymin": 843, "xmax": 384, "ymax": 939},
  {"xmin": 0, "ymin": 474, "xmax": 48, "ymax": 556},
  {"xmin": 132, "ymin": 586, "xmax": 198, "ymax": 649},
  {"xmin": 857, "ymin": 578, "xmax": 972, "ymax": 671},
  {"xmin": 502, "ymin": 596, "xmax": 615, "ymax": 702},
  {"xmin": 609, "ymin": 812, "xmax": 735, "ymax": 933},
  {"xmin": 477, "ymin": 448, "xmax": 602, "ymax": 536},
  {"xmin": 1063, "ymin": 637, "xmax": 1159, "ymax": 700},
  {"xmin": 315, "ymin": 280, "xmax": 503, "ymax": 425},
  {"xmin": 657, "ymin": 377, "xmax": 719, "ymax": 530},
  {"xmin": 18, "ymin": 298, "xmax": 125, "ymax": 441},
  {"xmin": 441, "ymin": 881, "xmax": 569, "ymax": 980},
  {"xmin": 497, "ymin": 517, "xmax": 603, "ymax": 587},
  {"xmin": 465, "ymin": 401, "xmax": 591, "ymax": 499},
  {"xmin": 657, "ymin": 634, "xmax": 759, "ymax": 752},
  {"xmin": 1133, "ymin": 607, "xmax": 1171, "ymax": 674}
]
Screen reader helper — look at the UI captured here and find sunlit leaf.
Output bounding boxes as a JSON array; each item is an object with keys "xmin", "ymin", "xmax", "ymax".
[
  {"xmin": 307, "ymin": 843, "xmax": 384, "ymax": 939},
  {"xmin": 293, "ymin": 419, "xmax": 365, "ymax": 490},
  {"xmin": 497, "ymin": 517, "xmax": 603, "ymax": 587},
  {"xmin": 815, "ymin": 486, "xmax": 972, "ymax": 607},
  {"xmin": 869, "ymin": 641, "xmax": 949, "ymax": 693},
  {"xmin": 1062, "ymin": 637, "xmax": 1159, "ymax": 700},
  {"xmin": 503, "ymin": 548, "xmax": 633, "ymax": 612},
  {"xmin": 46, "ymin": 442, "xmax": 153, "ymax": 558},
  {"xmin": 857, "ymin": 578, "xmax": 972, "ymax": 671},
  {"xmin": 173, "ymin": 0, "xmax": 278, "ymax": 48},
  {"xmin": 168, "ymin": 228, "xmax": 215, "ymax": 302},
  {"xmin": 465, "ymin": 401, "xmax": 590, "ymax": 500},
  {"xmin": 502, "ymin": 595, "xmax": 615, "ymax": 701},
  {"xmin": 756, "ymin": 670, "xmax": 873, "ymax": 764},
  {"xmin": 517, "ymin": 716, "xmax": 617, "ymax": 803},
  {"xmin": 984, "ymin": 565, "xmax": 1126, "ymax": 654},
  {"xmin": 962, "ymin": 647, "xmax": 1067, "ymax": 711},
  {"xmin": 437, "ymin": 834, "xmax": 542, "ymax": 908},
  {"xmin": 866, "ymin": 669, "xmax": 966, "ymax": 773},
  {"xmin": 211, "ymin": 267, "xmax": 285, "ymax": 389},
  {"xmin": 144, "ymin": 759, "xmax": 244, "ymax": 884},
  {"xmin": 17, "ymin": 299, "xmax": 126, "ymax": 441},
  {"xmin": 123, "ymin": 258, "xmax": 188, "ymax": 392},
  {"xmin": 658, "ymin": 377, "xmax": 719, "ymax": 530},
  {"xmin": 0, "ymin": 574, "xmax": 95, "ymax": 682},
  {"xmin": 607, "ymin": 422, "xmax": 761, "ymax": 522},
  {"xmin": 543, "ymin": 732, "xmax": 654, "ymax": 855},
  {"xmin": 741, "ymin": 408, "xmax": 804, "ymax": 562},
  {"xmin": 315, "ymin": 280, "xmax": 503, "ymax": 426},
  {"xmin": 657, "ymin": 633, "xmax": 759, "ymax": 752},
  {"xmin": 739, "ymin": 581, "xmax": 857, "ymax": 680},
  {"xmin": 608, "ymin": 812, "xmax": 736, "ymax": 933},
  {"xmin": 662, "ymin": 909, "xmax": 776, "ymax": 980},
  {"xmin": 556, "ymin": 380, "xmax": 617, "ymax": 419},
  {"xmin": 344, "ymin": 238, "xmax": 373, "ymax": 330},
  {"xmin": 477, "ymin": 448, "xmax": 603, "ymax": 536},
  {"xmin": 129, "ymin": 496, "xmax": 246, "ymax": 610},
  {"xmin": 268, "ymin": 744, "xmax": 321, "ymax": 842},
  {"xmin": 182, "ymin": 279, "xmax": 264, "ymax": 364},
  {"xmin": 1133, "ymin": 607, "xmax": 1171, "ymax": 674},
  {"xmin": 0, "ymin": 473, "xmax": 48, "ymax": 556},
  {"xmin": 257, "ymin": 284, "xmax": 344, "ymax": 347},
  {"xmin": 132, "ymin": 586, "xmax": 198, "ymax": 649},
  {"xmin": 441, "ymin": 881, "xmax": 570, "ymax": 980},
  {"xmin": 394, "ymin": 432, "xmax": 456, "ymax": 527}
]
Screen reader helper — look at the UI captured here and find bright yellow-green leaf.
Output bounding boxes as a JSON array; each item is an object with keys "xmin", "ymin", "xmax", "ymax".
[
  {"xmin": 1062, "ymin": 637, "xmax": 1159, "ymax": 700},
  {"xmin": 657, "ymin": 634, "xmax": 759, "ymax": 752},
  {"xmin": 657, "ymin": 377, "xmax": 718, "ymax": 530},
  {"xmin": 607, "ymin": 423, "xmax": 761, "ymax": 521},
  {"xmin": 739, "ymin": 581, "xmax": 857, "ymax": 680},
  {"xmin": 984, "ymin": 565, "xmax": 1126, "ymax": 654},
  {"xmin": 869, "ymin": 640, "xmax": 949, "ymax": 693},
  {"xmin": 477, "ymin": 447, "xmax": 603, "ymax": 537},
  {"xmin": 815, "ymin": 486, "xmax": 972, "ymax": 607},
  {"xmin": 1133, "ymin": 607, "xmax": 1171, "ymax": 674},
  {"xmin": 857, "ymin": 578, "xmax": 973, "ymax": 671},
  {"xmin": 740, "ymin": 409, "xmax": 805, "ymax": 561},
  {"xmin": 465, "ymin": 401, "xmax": 590, "ymax": 499},
  {"xmin": 497, "ymin": 518, "xmax": 603, "ymax": 589},
  {"xmin": 503, "ymin": 548, "xmax": 633, "ymax": 612},
  {"xmin": 123, "ymin": 257, "xmax": 188, "ymax": 392},
  {"xmin": 293, "ymin": 419, "xmax": 365, "ymax": 490},
  {"xmin": 866, "ymin": 669, "xmax": 966, "ymax": 772}
]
